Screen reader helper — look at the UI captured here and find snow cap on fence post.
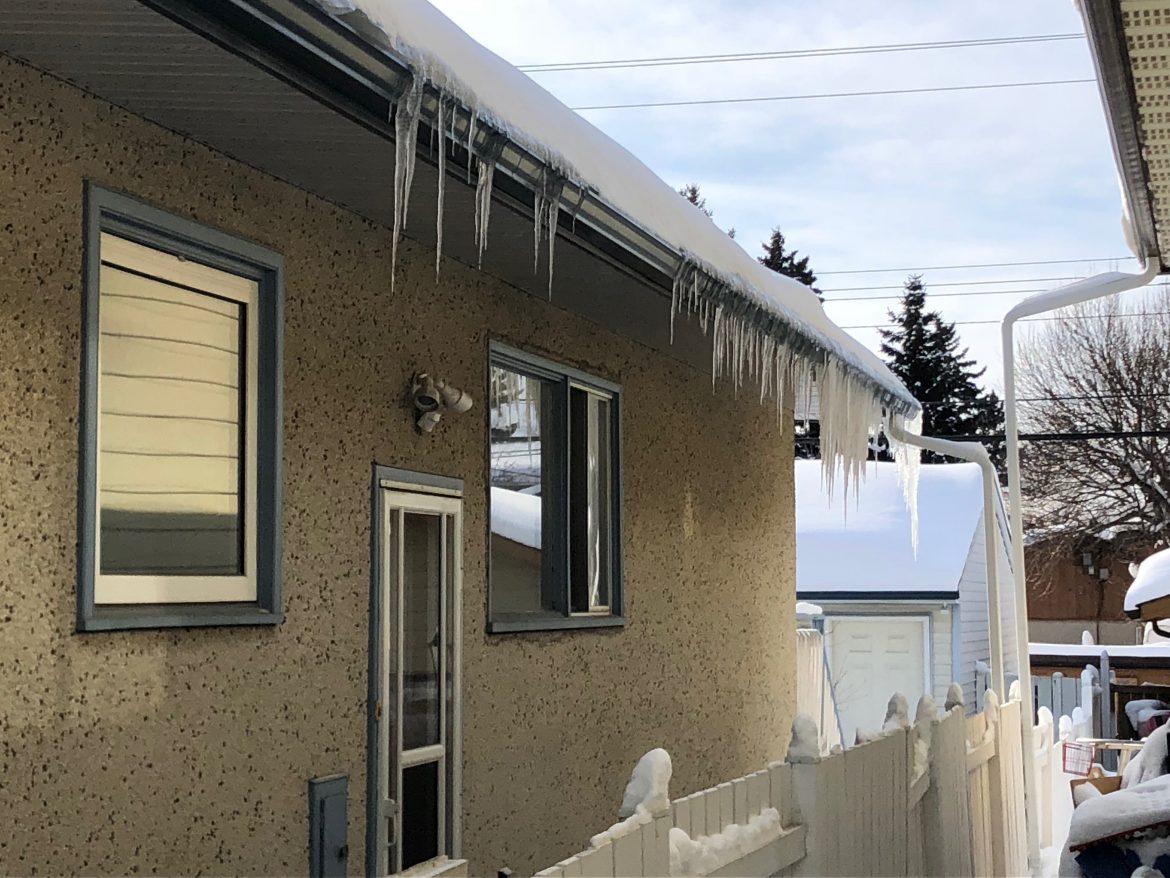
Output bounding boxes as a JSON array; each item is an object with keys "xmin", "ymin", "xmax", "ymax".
[
  {"xmin": 618, "ymin": 748, "xmax": 672, "ymax": 819},
  {"xmin": 983, "ymin": 688, "xmax": 1000, "ymax": 720},
  {"xmin": 883, "ymin": 692, "xmax": 911, "ymax": 732},
  {"xmin": 945, "ymin": 682, "xmax": 965, "ymax": 713},
  {"xmin": 786, "ymin": 713, "xmax": 820, "ymax": 763}
]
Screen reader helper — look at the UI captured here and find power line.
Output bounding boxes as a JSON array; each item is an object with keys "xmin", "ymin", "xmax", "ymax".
[
  {"xmin": 819, "ymin": 256, "xmax": 1137, "ymax": 276},
  {"xmin": 822, "ymin": 276, "xmax": 1079, "ymax": 292},
  {"xmin": 839, "ymin": 311, "xmax": 1170, "ymax": 330},
  {"xmin": 826, "ymin": 287, "xmax": 1054, "ymax": 303},
  {"xmin": 520, "ymin": 33, "xmax": 1083, "ymax": 73},
  {"xmin": 570, "ymin": 78, "xmax": 1094, "ymax": 111},
  {"xmin": 939, "ymin": 429, "xmax": 1170, "ymax": 442},
  {"xmin": 827, "ymin": 281, "xmax": 1170, "ymax": 303}
]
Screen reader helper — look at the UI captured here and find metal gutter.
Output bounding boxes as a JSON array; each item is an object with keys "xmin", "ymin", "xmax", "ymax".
[
  {"xmin": 884, "ymin": 422, "xmax": 1007, "ymax": 701},
  {"xmin": 135, "ymin": 0, "xmax": 917, "ymax": 415},
  {"xmin": 1080, "ymin": 0, "xmax": 1163, "ymax": 268},
  {"xmin": 1001, "ymin": 261, "xmax": 1160, "ymax": 872}
]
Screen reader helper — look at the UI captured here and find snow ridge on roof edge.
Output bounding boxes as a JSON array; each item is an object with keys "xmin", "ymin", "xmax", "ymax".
[{"xmin": 307, "ymin": 0, "xmax": 919, "ymax": 422}]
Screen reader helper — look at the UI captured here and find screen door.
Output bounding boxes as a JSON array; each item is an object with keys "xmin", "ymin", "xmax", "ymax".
[{"xmin": 376, "ymin": 487, "xmax": 462, "ymax": 876}]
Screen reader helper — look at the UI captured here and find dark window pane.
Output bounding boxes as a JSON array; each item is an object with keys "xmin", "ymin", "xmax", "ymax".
[
  {"xmin": 402, "ymin": 761, "xmax": 439, "ymax": 870},
  {"xmin": 98, "ymin": 264, "xmax": 244, "ymax": 575},
  {"xmin": 570, "ymin": 389, "xmax": 613, "ymax": 613},
  {"xmin": 489, "ymin": 366, "xmax": 558, "ymax": 613},
  {"xmin": 402, "ymin": 513, "xmax": 441, "ymax": 751}
]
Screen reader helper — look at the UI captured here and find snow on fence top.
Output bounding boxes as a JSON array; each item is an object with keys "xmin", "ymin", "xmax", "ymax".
[
  {"xmin": 308, "ymin": 0, "xmax": 921, "ymax": 484},
  {"xmin": 1126, "ymin": 546, "xmax": 1170, "ymax": 613},
  {"xmin": 795, "ymin": 460, "xmax": 983, "ymax": 594}
]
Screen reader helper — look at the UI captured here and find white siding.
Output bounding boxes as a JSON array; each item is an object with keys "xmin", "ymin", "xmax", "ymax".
[{"xmin": 956, "ymin": 506, "xmax": 1018, "ymax": 710}]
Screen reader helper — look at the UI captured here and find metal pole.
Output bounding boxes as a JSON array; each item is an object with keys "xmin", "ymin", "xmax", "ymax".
[
  {"xmin": 886, "ymin": 420, "xmax": 1005, "ymax": 698},
  {"xmin": 1001, "ymin": 264, "xmax": 1158, "ymax": 871}
]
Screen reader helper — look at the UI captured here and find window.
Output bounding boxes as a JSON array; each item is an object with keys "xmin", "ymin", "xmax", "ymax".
[
  {"xmin": 488, "ymin": 343, "xmax": 623, "ymax": 632},
  {"xmin": 78, "ymin": 185, "xmax": 282, "ymax": 631}
]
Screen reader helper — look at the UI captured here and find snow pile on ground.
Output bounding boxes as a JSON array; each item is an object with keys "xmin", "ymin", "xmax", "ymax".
[
  {"xmin": 786, "ymin": 714, "xmax": 821, "ymax": 763},
  {"xmin": 1125, "ymin": 725, "xmax": 1170, "ymax": 789},
  {"xmin": 668, "ymin": 808, "xmax": 783, "ymax": 876},
  {"xmin": 795, "ymin": 460, "xmax": 983, "ymax": 594},
  {"xmin": 618, "ymin": 748, "xmax": 672, "ymax": 819},
  {"xmin": 1128, "ymin": 549, "xmax": 1170, "ymax": 614},
  {"xmin": 1059, "ymin": 775, "xmax": 1170, "ymax": 876}
]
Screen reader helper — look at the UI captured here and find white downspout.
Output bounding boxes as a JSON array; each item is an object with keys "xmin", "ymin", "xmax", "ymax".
[
  {"xmin": 1002, "ymin": 263, "xmax": 1159, "ymax": 872},
  {"xmin": 885, "ymin": 420, "xmax": 1006, "ymax": 698}
]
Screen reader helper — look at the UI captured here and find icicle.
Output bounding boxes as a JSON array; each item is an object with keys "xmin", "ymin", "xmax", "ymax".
[
  {"xmin": 474, "ymin": 158, "xmax": 496, "ymax": 267},
  {"xmin": 532, "ymin": 190, "xmax": 545, "ymax": 273},
  {"xmin": 893, "ymin": 409, "xmax": 923, "ymax": 553},
  {"xmin": 391, "ymin": 78, "xmax": 423, "ymax": 293},
  {"xmin": 435, "ymin": 98, "xmax": 447, "ymax": 283},
  {"xmin": 546, "ymin": 194, "xmax": 559, "ymax": 299},
  {"xmin": 466, "ymin": 112, "xmax": 478, "ymax": 184}
]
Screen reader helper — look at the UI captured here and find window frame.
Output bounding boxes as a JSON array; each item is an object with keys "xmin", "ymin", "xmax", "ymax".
[
  {"xmin": 486, "ymin": 342, "xmax": 625, "ymax": 634},
  {"xmin": 77, "ymin": 184, "xmax": 283, "ymax": 632}
]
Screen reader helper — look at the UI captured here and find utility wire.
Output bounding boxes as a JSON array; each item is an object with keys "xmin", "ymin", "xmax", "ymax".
[
  {"xmin": 826, "ymin": 287, "xmax": 1055, "ymax": 303},
  {"xmin": 828, "ymin": 285, "xmax": 1170, "ymax": 309},
  {"xmin": 520, "ymin": 33, "xmax": 1084, "ymax": 73},
  {"xmin": 823, "ymin": 276, "xmax": 1079, "ymax": 292},
  {"xmin": 839, "ymin": 311, "xmax": 1170, "ymax": 330},
  {"xmin": 570, "ymin": 78, "xmax": 1094, "ymax": 111},
  {"xmin": 938, "ymin": 429, "xmax": 1170, "ymax": 442},
  {"xmin": 819, "ymin": 256, "xmax": 1136, "ymax": 276}
]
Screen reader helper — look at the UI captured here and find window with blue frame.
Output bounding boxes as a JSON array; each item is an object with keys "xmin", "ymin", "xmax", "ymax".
[
  {"xmin": 78, "ymin": 185, "xmax": 282, "ymax": 631},
  {"xmin": 487, "ymin": 343, "xmax": 623, "ymax": 632}
]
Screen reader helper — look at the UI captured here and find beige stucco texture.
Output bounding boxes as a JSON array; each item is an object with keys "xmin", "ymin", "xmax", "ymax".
[{"xmin": 0, "ymin": 54, "xmax": 796, "ymax": 876}]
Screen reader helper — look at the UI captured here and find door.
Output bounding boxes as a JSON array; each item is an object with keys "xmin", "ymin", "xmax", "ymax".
[
  {"xmin": 825, "ymin": 615, "xmax": 929, "ymax": 745},
  {"xmin": 375, "ymin": 485, "xmax": 462, "ymax": 876}
]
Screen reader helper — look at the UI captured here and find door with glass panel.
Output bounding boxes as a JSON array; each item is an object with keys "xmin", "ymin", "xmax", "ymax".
[{"xmin": 377, "ymin": 488, "xmax": 462, "ymax": 876}]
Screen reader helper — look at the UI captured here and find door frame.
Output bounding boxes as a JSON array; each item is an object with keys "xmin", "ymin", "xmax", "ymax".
[{"xmin": 366, "ymin": 465, "xmax": 464, "ymax": 877}]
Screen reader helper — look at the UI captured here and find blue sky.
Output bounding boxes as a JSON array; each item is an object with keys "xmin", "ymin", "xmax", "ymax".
[{"xmin": 428, "ymin": 0, "xmax": 1139, "ymax": 388}]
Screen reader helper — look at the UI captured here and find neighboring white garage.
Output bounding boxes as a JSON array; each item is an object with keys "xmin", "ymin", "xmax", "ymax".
[{"xmin": 796, "ymin": 460, "xmax": 1017, "ymax": 735}]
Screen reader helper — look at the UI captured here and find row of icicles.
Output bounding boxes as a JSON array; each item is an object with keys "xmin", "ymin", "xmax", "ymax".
[
  {"xmin": 391, "ymin": 80, "xmax": 579, "ymax": 299},
  {"xmin": 388, "ymin": 79, "xmax": 920, "ymax": 522}
]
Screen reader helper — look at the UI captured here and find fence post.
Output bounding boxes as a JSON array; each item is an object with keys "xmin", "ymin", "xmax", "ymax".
[
  {"xmin": 1099, "ymin": 651, "xmax": 1115, "ymax": 770},
  {"xmin": 1052, "ymin": 672, "xmax": 1064, "ymax": 718}
]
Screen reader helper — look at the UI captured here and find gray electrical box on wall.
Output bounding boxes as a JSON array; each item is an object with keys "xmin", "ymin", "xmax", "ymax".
[{"xmin": 309, "ymin": 774, "xmax": 348, "ymax": 878}]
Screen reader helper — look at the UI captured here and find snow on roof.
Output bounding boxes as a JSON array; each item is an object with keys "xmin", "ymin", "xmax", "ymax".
[
  {"xmin": 795, "ymin": 460, "xmax": 984, "ymax": 594},
  {"xmin": 1029, "ymin": 642, "xmax": 1170, "ymax": 659},
  {"xmin": 308, "ymin": 0, "xmax": 918, "ymax": 426},
  {"xmin": 1125, "ymin": 547, "xmax": 1170, "ymax": 613}
]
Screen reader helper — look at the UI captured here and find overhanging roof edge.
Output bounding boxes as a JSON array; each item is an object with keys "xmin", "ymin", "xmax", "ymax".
[
  {"xmin": 144, "ymin": 0, "xmax": 918, "ymax": 416},
  {"xmin": 1081, "ymin": 0, "xmax": 1163, "ymax": 270}
]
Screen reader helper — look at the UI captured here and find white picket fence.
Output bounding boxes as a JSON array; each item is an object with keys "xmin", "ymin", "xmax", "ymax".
[{"xmin": 531, "ymin": 686, "xmax": 1044, "ymax": 878}]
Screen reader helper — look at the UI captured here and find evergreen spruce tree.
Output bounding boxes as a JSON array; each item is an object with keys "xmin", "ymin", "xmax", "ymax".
[
  {"xmin": 879, "ymin": 275, "xmax": 1004, "ymax": 465},
  {"xmin": 678, "ymin": 183, "xmax": 735, "ymax": 237},
  {"xmin": 759, "ymin": 228, "xmax": 821, "ymax": 299},
  {"xmin": 678, "ymin": 183, "xmax": 711, "ymax": 217}
]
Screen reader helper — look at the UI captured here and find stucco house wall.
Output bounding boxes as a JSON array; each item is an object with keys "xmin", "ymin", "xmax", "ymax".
[{"xmin": 0, "ymin": 54, "xmax": 797, "ymax": 876}]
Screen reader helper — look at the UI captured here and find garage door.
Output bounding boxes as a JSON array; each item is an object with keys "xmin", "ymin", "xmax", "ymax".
[{"xmin": 825, "ymin": 616, "xmax": 929, "ymax": 746}]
